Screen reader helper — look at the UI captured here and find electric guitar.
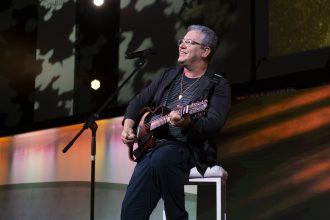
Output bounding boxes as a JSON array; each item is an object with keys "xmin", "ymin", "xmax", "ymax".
[{"xmin": 128, "ymin": 100, "xmax": 208, "ymax": 162}]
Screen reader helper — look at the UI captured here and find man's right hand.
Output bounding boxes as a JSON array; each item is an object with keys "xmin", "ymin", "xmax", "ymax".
[{"xmin": 121, "ymin": 119, "xmax": 136, "ymax": 146}]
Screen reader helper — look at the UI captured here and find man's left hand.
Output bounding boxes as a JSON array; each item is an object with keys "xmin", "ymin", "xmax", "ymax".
[{"xmin": 169, "ymin": 111, "xmax": 191, "ymax": 129}]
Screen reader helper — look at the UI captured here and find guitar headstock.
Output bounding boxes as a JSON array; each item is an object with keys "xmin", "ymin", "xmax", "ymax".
[{"xmin": 182, "ymin": 99, "xmax": 208, "ymax": 115}]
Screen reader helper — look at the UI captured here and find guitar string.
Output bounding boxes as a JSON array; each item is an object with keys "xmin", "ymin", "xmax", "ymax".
[
  {"xmin": 144, "ymin": 103, "xmax": 195, "ymax": 130},
  {"xmin": 141, "ymin": 101, "xmax": 206, "ymax": 135}
]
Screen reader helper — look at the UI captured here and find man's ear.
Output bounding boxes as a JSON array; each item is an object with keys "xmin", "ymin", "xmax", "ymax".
[{"xmin": 202, "ymin": 47, "xmax": 211, "ymax": 58}]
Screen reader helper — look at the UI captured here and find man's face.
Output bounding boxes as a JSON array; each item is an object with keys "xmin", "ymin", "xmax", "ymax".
[{"xmin": 177, "ymin": 30, "xmax": 205, "ymax": 66}]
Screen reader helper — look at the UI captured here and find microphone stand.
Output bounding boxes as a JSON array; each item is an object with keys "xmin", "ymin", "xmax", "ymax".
[{"xmin": 62, "ymin": 56, "xmax": 148, "ymax": 220}]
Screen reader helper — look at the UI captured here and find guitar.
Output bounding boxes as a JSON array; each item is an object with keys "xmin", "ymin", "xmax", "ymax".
[{"xmin": 128, "ymin": 100, "xmax": 208, "ymax": 162}]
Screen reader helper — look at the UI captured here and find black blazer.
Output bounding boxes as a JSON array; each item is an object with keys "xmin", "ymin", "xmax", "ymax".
[{"xmin": 123, "ymin": 67, "xmax": 231, "ymax": 174}]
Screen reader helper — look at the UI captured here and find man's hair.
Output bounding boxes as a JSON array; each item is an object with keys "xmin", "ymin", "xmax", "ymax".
[{"xmin": 187, "ymin": 25, "xmax": 219, "ymax": 58}]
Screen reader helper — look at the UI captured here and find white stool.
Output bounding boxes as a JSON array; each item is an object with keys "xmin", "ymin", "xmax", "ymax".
[{"xmin": 163, "ymin": 165, "xmax": 228, "ymax": 220}]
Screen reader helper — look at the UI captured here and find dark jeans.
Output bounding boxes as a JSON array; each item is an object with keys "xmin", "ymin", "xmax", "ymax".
[{"xmin": 121, "ymin": 141, "xmax": 192, "ymax": 220}]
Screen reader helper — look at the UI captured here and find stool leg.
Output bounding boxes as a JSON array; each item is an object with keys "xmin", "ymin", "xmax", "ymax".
[
  {"xmin": 196, "ymin": 184, "xmax": 216, "ymax": 219},
  {"xmin": 222, "ymin": 179, "xmax": 227, "ymax": 220},
  {"xmin": 216, "ymin": 178, "xmax": 221, "ymax": 220}
]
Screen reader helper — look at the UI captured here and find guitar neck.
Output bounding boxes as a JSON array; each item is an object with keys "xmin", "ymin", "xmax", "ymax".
[
  {"xmin": 147, "ymin": 100, "xmax": 207, "ymax": 131},
  {"xmin": 149, "ymin": 105, "xmax": 186, "ymax": 131},
  {"xmin": 150, "ymin": 115, "xmax": 170, "ymax": 131}
]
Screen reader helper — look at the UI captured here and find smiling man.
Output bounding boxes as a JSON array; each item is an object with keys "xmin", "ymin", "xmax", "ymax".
[{"xmin": 120, "ymin": 25, "xmax": 231, "ymax": 220}]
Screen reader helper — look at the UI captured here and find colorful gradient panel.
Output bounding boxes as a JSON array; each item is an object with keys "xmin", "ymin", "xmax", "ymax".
[{"xmin": 0, "ymin": 117, "xmax": 135, "ymax": 185}]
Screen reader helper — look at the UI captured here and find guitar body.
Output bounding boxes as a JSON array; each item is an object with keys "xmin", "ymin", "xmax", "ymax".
[
  {"xmin": 128, "ymin": 100, "xmax": 208, "ymax": 162},
  {"xmin": 129, "ymin": 106, "xmax": 171, "ymax": 162}
]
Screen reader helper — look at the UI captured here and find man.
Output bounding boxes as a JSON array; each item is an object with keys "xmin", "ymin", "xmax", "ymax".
[{"xmin": 121, "ymin": 25, "xmax": 231, "ymax": 220}]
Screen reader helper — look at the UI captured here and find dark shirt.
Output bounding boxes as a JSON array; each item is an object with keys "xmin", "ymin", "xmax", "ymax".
[{"xmin": 155, "ymin": 72, "xmax": 202, "ymax": 142}]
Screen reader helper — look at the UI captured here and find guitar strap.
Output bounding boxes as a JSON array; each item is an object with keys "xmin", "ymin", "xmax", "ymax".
[
  {"xmin": 191, "ymin": 73, "xmax": 224, "ymax": 173},
  {"xmin": 202, "ymin": 73, "xmax": 223, "ymax": 100}
]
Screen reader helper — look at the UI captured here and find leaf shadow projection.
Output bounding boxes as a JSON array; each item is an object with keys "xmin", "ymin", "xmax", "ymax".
[
  {"xmin": 180, "ymin": 0, "xmax": 238, "ymax": 36},
  {"xmin": 120, "ymin": 0, "xmax": 180, "ymax": 94},
  {"xmin": 37, "ymin": 0, "xmax": 76, "ymax": 64},
  {"xmin": 32, "ymin": 75, "xmax": 73, "ymax": 122}
]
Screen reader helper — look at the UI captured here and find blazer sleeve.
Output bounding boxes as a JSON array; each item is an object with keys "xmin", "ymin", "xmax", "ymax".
[
  {"xmin": 184, "ymin": 77, "xmax": 231, "ymax": 139},
  {"xmin": 122, "ymin": 70, "xmax": 167, "ymax": 125}
]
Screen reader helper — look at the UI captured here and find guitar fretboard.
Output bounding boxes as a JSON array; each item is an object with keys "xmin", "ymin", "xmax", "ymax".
[
  {"xmin": 147, "ymin": 100, "xmax": 208, "ymax": 131},
  {"xmin": 150, "ymin": 115, "xmax": 170, "ymax": 131}
]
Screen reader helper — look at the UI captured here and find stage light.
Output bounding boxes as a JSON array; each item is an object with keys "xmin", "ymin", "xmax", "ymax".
[
  {"xmin": 93, "ymin": 0, "xmax": 104, "ymax": 7},
  {"xmin": 90, "ymin": 79, "xmax": 101, "ymax": 90}
]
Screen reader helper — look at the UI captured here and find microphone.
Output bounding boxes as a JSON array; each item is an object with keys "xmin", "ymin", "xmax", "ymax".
[{"xmin": 125, "ymin": 48, "xmax": 156, "ymax": 59}]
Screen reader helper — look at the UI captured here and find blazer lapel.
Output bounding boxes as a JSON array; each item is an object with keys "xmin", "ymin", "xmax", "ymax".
[{"xmin": 153, "ymin": 67, "xmax": 182, "ymax": 104}]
